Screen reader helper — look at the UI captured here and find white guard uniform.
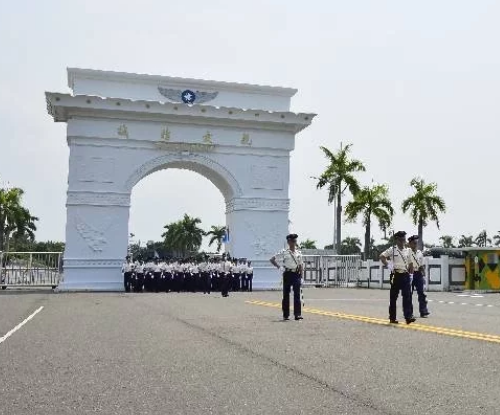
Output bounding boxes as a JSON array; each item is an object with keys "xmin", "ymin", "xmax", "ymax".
[
  {"xmin": 382, "ymin": 246, "xmax": 412, "ymax": 273},
  {"xmin": 274, "ymin": 249, "xmax": 304, "ymax": 272}
]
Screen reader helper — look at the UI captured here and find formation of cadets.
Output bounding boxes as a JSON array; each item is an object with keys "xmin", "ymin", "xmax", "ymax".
[{"xmin": 122, "ymin": 254, "xmax": 253, "ymax": 297}]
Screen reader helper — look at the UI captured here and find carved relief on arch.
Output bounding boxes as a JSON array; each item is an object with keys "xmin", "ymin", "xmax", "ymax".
[{"xmin": 123, "ymin": 153, "xmax": 243, "ymax": 198}]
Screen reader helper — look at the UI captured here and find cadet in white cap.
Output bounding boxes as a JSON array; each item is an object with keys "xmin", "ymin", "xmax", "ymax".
[{"xmin": 380, "ymin": 231, "xmax": 415, "ymax": 324}]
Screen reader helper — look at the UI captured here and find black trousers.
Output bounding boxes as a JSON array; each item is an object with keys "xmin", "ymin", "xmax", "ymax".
[
  {"xmin": 164, "ymin": 272, "xmax": 172, "ymax": 292},
  {"xmin": 241, "ymin": 274, "xmax": 248, "ymax": 291},
  {"xmin": 221, "ymin": 273, "xmax": 230, "ymax": 297},
  {"xmin": 248, "ymin": 274, "xmax": 253, "ymax": 292},
  {"xmin": 389, "ymin": 272, "xmax": 413, "ymax": 320},
  {"xmin": 202, "ymin": 272, "xmax": 211, "ymax": 294},
  {"xmin": 124, "ymin": 272, "xmax": 132, "ymax": 292},
  {"xmin": 173, "ymin": 273, "xmax": 183, "ymax": 292},
  {"xmin": 412, "ymin": 271, "xmax": 429, "ymax": 316},
  {"xmin": 135, "ymin": 273, "xmax": 144, "ymax": 292},
  {"xmin": 233, "ymin": 273, "xmax": 241, "ymax": 291},
  {"xmin": 282, "ymin": 271, "xmax": 301, "ymax": 318}
]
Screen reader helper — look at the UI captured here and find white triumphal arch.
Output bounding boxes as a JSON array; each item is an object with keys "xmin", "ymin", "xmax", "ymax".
[{"xmin": 46, "ymin": 68, "xmax": 315, "ymax": 290}]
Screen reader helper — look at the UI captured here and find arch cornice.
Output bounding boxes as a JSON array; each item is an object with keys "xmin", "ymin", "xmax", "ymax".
[{"xmin": 123, "ymin": 152, "xmax": 243, "ymax": 199}]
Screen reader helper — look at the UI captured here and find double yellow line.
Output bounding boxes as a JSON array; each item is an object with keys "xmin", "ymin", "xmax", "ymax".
[{"xmin": 246, "ymin": 300, "xmax": 500, "ymax": 344}]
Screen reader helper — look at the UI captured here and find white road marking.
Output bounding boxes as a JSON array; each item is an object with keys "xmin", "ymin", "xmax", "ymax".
[
  {"xmin": 475, "ymin": 304, "xmax": 484, "ymax": 307},
  {"xmin": 439, "ymin": 301, "xmax": 444, "ymax": 303},
  {"xmin": 461, "ymin": 303, "xmax": 468, "ymax": 305},
  {"xmin": 0, "ymin": 306, "xmax": 44, "ymax": 345},
  {"xmin": 448, "ymin": 302, "xmax": 455, "ymax": 304},
  {"xmin": 487, "ymin": 305, "xmax": 494, "ymax": 308},
  {"xmin": 457, "ymin": 294, "xmax": 470, "ymax": 297}
]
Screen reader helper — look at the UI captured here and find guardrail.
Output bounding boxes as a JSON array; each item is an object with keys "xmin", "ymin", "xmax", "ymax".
[
  {"xmin": 0, "ymin": 252, "xmax": 63, "ymax": 289},
  {"xmin": 303, "ymin": 255, "xmax": 362, "ymax": 287}
]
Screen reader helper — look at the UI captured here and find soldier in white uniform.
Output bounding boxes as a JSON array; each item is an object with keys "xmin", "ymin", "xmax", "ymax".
[
  {"xmin": 134, "ymin": 260, "xmax": 144, "ymax": 292},
  {"xmin": 122, "ymin": 255, "xmax": 134, "ymax": 293},
  {"xmin": 408, "ymin": 235, "xmax": 430, "ymax": 318},
  {"xmin": 191, "ymin": 262, "xmax": 200, "ymax": 292},
  {"xmin": 380, "ymin": 231, "xmax": 415, "ymax": 324},
  {"xmin": 220, "ymin": 256, "xmax": 232, "ymax": 297},
  {"xmin": 270, "ymin": 234, "xmax": 304, "ymax": 321},
  {"xmin": 247, "ymin": 261, "xmax": 253, "ymax": 292},
  {"xmin": 199, "ymin": 260, "xmax": 210, "ymax": 294}
]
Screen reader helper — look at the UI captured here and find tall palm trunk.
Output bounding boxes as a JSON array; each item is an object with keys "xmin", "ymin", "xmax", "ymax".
[
  {"xmin": 5, "ymin": 233, "xmax": 10, "ymax": 253},
  {"xmin": 336, "ymin": 192, "xmax": 342, "ymax": 253},
  {"xmin": 418, "ymin": 217, "xmax": 424, "ymax": 250},
  {"xmin": 364, "ymin": 220, "xmax": 371, "ymax": 260}
]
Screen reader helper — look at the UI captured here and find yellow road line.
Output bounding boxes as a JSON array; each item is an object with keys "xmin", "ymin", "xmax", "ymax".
[{"xmin": 246, "ymin": 300, "xmax": 500, "ymax": 344}]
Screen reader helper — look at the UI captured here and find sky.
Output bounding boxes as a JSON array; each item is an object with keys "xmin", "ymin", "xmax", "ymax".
[{"xmin": 1, "ymin": 0, "xmax": 499, "ymax": 251}]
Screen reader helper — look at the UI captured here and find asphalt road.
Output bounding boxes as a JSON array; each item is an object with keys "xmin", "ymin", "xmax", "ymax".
[{"xmin": 1, "ymin": 288, "xmax": 500, "ymax": 415}]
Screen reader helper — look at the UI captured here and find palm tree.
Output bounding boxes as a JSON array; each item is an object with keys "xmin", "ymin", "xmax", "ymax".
[
  {"xmin": 0, "ymin": 185, "xmax": 38, "ymax": 252},
  {"xmin": 475, "ymin": 230, "xmax": 492, "ymax": 247},
  {"xmin": 315, "ymin": 143, "xmax": 366, "ymax": 253},
  {"xmin": 339, "ymin": 236, "xmax": 362, "ymax": 255},
  {"xmin": 345, "ymin": 184, "xmax": 394, "ymax": 259},
  {"xmin": 458, "ymin": 235, "xmax": 475, "ymax": 248},
  {"xmin": 162, "ymin": 214, "xmax": 205, "ymax": 257},
  {"xmin": 206, "ymin": 225, "xmax": 226, "ymax": 253},
  {"xmin": 401, "ymin": 177, "xmax": 446, "ymax": 250},
  {"xmin": 300, "ymin": 239, "xmax": 317, "ymax": 249},
  {"xmin": 439, "ymin": 235, "xmax": 456, "ymax": 248}
]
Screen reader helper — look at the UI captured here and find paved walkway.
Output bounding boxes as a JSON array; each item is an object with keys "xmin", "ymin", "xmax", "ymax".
[{"xmin": 1, "ymin": 288, "xmax": 500, "ymax": 415}]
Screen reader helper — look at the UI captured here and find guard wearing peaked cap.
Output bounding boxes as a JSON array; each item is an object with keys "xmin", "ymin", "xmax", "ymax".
[
  {"xmin": 379, "ymin": 231, "xmax": 415, "ymax": 324},
  {"xmin": 270, "ymin": 233, "xmax": 304, "ymax": 321},
  {"xmin": 408, "ymin": 235, "xmax": 430, "ymax": 318}
]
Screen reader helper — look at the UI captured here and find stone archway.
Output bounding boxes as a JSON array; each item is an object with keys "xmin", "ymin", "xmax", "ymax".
[{"xmin": 46, "ymin": 68, "xmax": 315, "ymax": 290}]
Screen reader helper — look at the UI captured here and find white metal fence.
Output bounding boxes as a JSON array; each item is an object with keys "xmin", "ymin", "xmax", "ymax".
[
  {"xmin": 303, "ymin": 255, "xmax": 362, "ymax": 287},
  {"xmin": 0, "ymin": 252, "xmax": 63, "ymax": 289}
]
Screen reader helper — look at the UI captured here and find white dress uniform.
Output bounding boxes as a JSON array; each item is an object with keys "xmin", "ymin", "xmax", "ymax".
[
  {"xmin": 381, "ymin": 246, "xmax": 412, "ymax": 273},
  {"xmin": 381, "ymin": 235, "xmax": 414, "ymax": 323},
  {"xmin": 274, "ymin": 248, "xmax": 304, "ymax": 319},
  {"xmin": 274, "ymin": 249, "xmax": 304, "ymax": 272}
]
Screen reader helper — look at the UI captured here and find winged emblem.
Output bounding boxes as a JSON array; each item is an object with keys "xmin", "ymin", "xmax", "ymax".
[{"xmin": 158, "ymin": 87, "xmax": 219, "ymax": 105}]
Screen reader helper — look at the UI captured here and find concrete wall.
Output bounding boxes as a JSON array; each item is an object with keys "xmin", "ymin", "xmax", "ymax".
[{"xmin": 358, "ymin": 256, "xmax": 466, "ymax": 292}]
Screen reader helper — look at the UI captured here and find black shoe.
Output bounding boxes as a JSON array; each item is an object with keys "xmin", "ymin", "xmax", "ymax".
[
  {"xmin": 389, "ymin": 319, "xmax": 399, "ymax": 324},
  {"xmin": 283, "ymin": 316, "xmax": 290, "ymax": 321},
  {"xmin": 420, "ymin": 312, "xmax": 430, "ymax": 318},
  {"xmin": 406, "ymin": 317, "xmax": 416, "ymax": 325},
  {"xmin": 295, "ymin": 316, "xmax": 303, "ymax": 321}
]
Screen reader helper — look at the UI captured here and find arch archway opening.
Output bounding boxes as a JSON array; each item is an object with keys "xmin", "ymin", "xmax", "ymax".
[{"xmin": 129, "ymin": 168, "xmax": 227, "ymax": 257}]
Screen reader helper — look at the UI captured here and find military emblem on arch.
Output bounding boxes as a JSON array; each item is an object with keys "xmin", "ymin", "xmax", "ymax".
[{"xmin": 158, "ymin": 87, "xmax": 219, "ymax": 105}]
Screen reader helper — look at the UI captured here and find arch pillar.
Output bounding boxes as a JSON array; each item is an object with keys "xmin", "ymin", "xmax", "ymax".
[
  {"xmin": 59, "ymin": 190, "xmax": 131, "ymax": 291},
  {"xmin": 226, "ymin": 197, "xmax": 289, "ymax": 289}
]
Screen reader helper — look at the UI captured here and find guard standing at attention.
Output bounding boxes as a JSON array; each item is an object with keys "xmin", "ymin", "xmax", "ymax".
[
  {"xmin": 408, "ymin": 235, "xmax": 430, "ymax": 318},
  {"xmin": 270, "ymin": 234, "xmax": 304, "ymax": 321},
  {"xmin": 122, "ymin": 255, "xmax": 134, "ymax": 293},
  {"xmin": 380, "ymin": 231, "xmax": 415, "ymax": 324}
]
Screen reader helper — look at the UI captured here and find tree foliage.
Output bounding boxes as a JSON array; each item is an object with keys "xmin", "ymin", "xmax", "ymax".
[
  {"xmin": 206, "ymin": 225, "xmax": 226, "ymax": 253},
  {"xmin": 300, "ymin": 239, "xmax": 317, "ymax": 249},
  {"xmin": 345, "ymin": 184, "xmax": 394, "ymax": 259},
  {"xmin": 315, "ymin": 144, "xmax": 365, "ymax": 251},
  {"xmin": 401, "ymin": 177, "xmax": 446, "ymax": 250},
  {"xmin": 161, "ymin": 214, "xmax": 205, "ymax": 257},
  {"xmin": 0, "ymin": 184, "xmax": 38, "ymax": 252}
]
